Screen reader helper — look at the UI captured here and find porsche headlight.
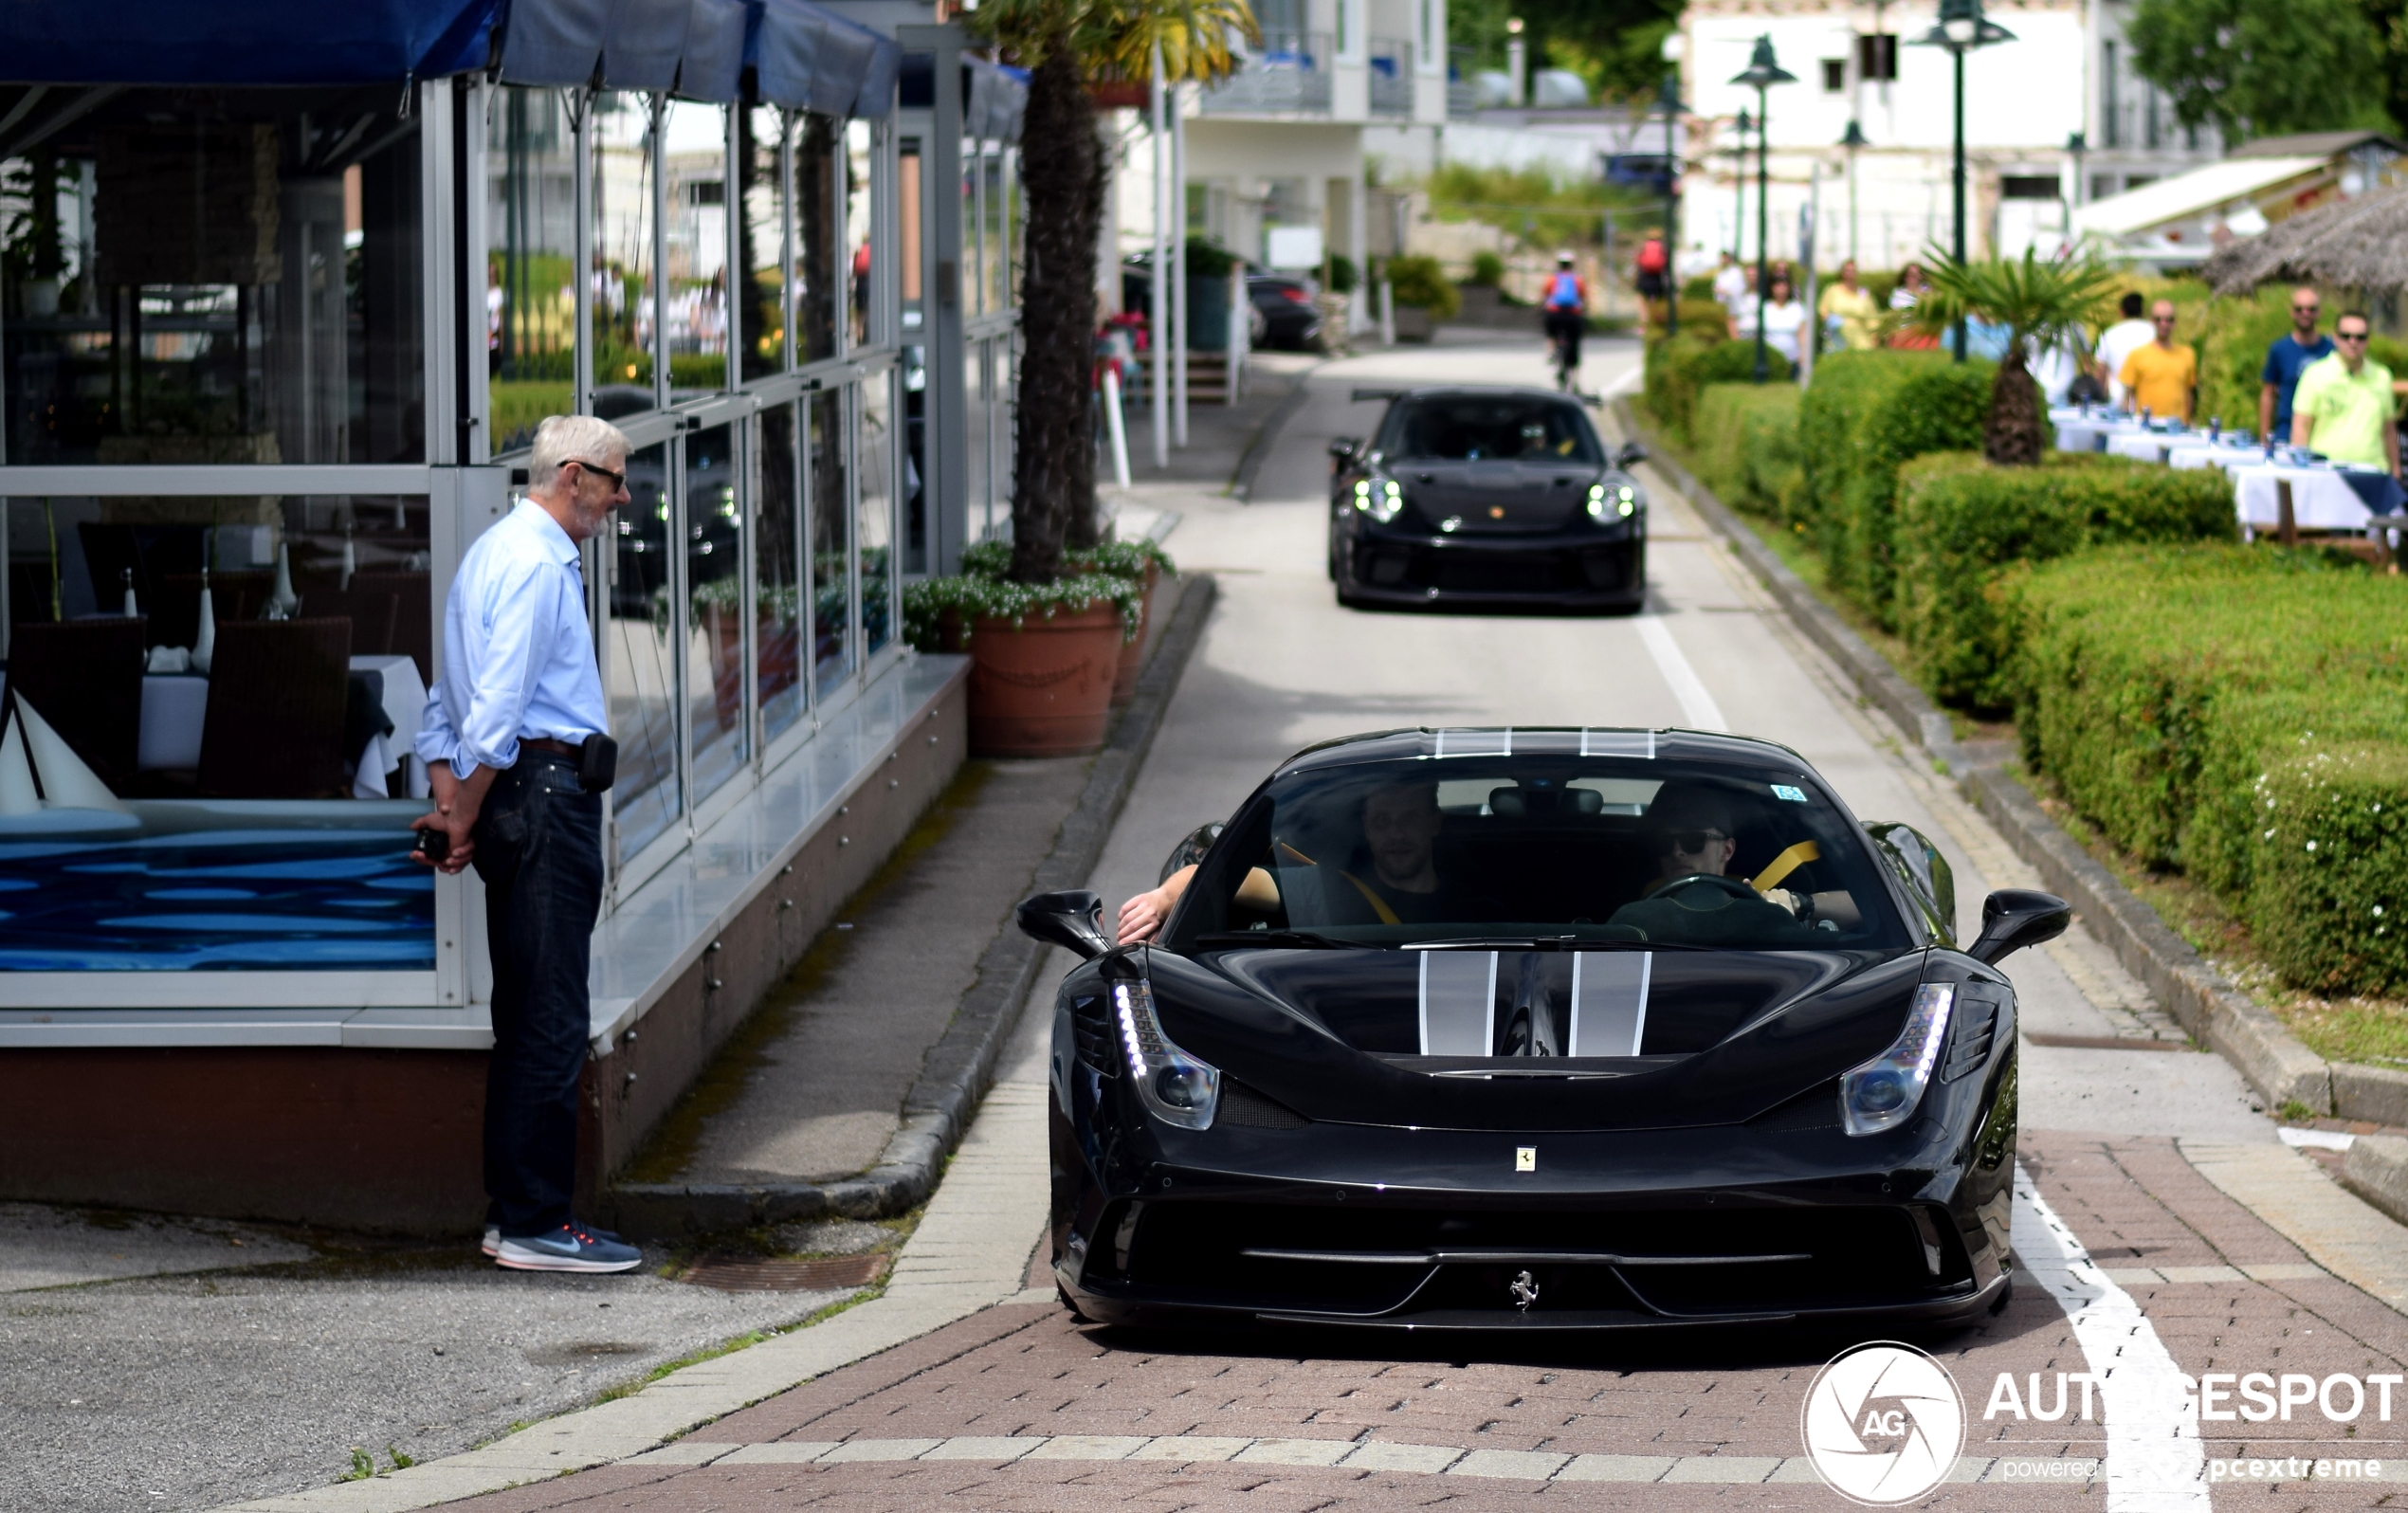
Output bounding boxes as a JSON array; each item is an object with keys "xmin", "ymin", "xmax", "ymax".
[
  {"xmin": 1589, "ymin": 482, "xmax": 1642, "ymax": 520},
  {"xmin": 1616, "ymin": 483, "xmax": 1640, "ymax": 519},
  {"xmin": 1366, "ymin": 477, "xmax": 1405, "ymax": 523},
  {"xmin": 1839, "ymin": 982, "xmax": 1954, "ymax": 1136},
  {"xmin": 1115, "ymin": 979, "xmax": 1220, "ymax": 1130},
  {"xmin": 1586, "ymin": 483, "xmax": 1608, "ymax": 518}
]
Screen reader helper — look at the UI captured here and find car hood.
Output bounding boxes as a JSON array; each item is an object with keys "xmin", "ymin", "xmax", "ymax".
[
  {"xmin": 1394, "ymin": 460, "xmax": 1597, "ymax": 534},
  {"xmin": 1145, "ymin": 943, "xmax": 1928, "ymax": 1132}
]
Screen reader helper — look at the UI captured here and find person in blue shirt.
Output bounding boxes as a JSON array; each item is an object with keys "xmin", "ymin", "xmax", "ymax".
[
  {"xmin": 414, "ymin": 414, "xmax": 639, "ymax": 1274},
  {"xmin": 2260, "ymin": 287, "xmax": 2333, "ymax": 443}
]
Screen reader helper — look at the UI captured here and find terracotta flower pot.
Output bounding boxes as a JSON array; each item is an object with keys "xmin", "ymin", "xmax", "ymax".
[
  {"xmin": 1108, "ymin": 562, "xmax": 1160, "ymax": 706},
  {"xmin": 967, "ymin": 602, "xmax": 1124, "ymax": 756}
]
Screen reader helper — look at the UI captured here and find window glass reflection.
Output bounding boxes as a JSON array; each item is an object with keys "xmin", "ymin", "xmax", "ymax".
[
  {"xmin": 809, "ymin": 390, "xmax": 850, "ymax": 690},
  {"xmin": 488, "ymin": 86, "xmax": 578, "ymax": 453},
  {"xmin": 662, "ymin": 100, "xmax": 727, "ymax": 396},
  {"xmin": 847, "ymin": 119, "xmax": 876, "ymax": 348},
  {"xmin": 591, "ymin": 93, "xmax": 656, "ymax": 408},
  {"xmin": 685, "ymin": 424, "xmax": 745, "ymax": 803},
  {"xmin": 965, "ymin": 341, "xmax": 992, "ymax": 539},
  {"xmin": 858, "ymin": 374, "xmax": 895, "ymax": 656},
  {"xmin": 736, "ymin": 106, "xmax": 787, "ymax": 381},
  {"xmin": 757, "ymin": 403, "xmax": 803, "ymax": 742},
  {"xmin": 795, "ymin": 115, "xmax": 842, "ymax": 363},
  {"xmin": 1, "ymin": 86, "xmax": 424, "ymax": 465},
  {"xmin": 608, "ymin": 442, "xmax": 681, "ymax": 856}
]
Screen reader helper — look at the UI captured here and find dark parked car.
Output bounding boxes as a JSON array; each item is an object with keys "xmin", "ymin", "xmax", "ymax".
[
  {"xmin": 1329, "ymin": 387, "xmax": 1650, "ymax": 611},
  {"xmin": 1247, "ymin": 273, "xmax": 1322, "ymax": 350},
  {"xmin": 1019, "ymin": 726, "xmax": 2069, "ymax": 1333}
]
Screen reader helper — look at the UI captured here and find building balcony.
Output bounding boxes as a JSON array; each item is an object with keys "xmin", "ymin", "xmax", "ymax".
[
  {"xmin": 1200, "ymin": 32, "xmax": 1333, "ymax": 117},
  {"xmin": 1369, "ymin": 38, "xmax": 1414, "ymax": 117}
]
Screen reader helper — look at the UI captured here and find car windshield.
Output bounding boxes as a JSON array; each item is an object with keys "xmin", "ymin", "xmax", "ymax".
[
  {"xmin": 1168, "ymin": 751, "xmax": 1912, "ymax": 952},
  {"xmin": 1378, "ymin": 395, "xmax": 1599, "ymax": 463}
]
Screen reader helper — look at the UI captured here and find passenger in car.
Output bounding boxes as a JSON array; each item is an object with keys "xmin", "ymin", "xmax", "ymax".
[
  {"xmin": 1608, "ymin": 786, "xmax": 1861, "ymax": 940},
  {"xmin": 1117, "ymin": 779, "xmax": 1490, "ymax": 941}
]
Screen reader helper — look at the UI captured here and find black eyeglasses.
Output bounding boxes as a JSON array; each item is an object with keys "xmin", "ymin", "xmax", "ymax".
[
  {"xmin": 566, "ymin": 459, "xmax": 626, "ymax": 490},
  {"xmin": 1661, "ymin": 829, "xmax": 1730, "ymax": 854},
  {"xmin": 2337, "ymin": 330, "xmax": 2370, "ymax": 342}
]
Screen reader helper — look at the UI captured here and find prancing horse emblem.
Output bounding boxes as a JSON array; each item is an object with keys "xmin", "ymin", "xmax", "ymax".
[{"xmin": 1509, "ymin": 1269, "xmax": 1540, "ymax": 1312}]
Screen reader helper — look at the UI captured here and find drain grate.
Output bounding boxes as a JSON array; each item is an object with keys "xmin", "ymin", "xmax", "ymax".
[{"xmin": 680, "ymin": 1252, "xmax": 889, "ymax": 1292}]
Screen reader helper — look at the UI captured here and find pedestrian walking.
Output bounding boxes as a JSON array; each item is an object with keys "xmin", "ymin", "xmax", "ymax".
[
  {"xmin": 1817, "ymin": 260, "xmax": 1880, "ymax": 351},
  {"xmin": 2095, "ymin": 291, "xmax": 2154, "ymax": 408},
  {"xmin": 1711, "ymin": 252, "xmax": 1747, "ymax": 328},
  {"xmin": 2259, "ymin": 286, "xmax": 2333, "ymax": 443},
  {"xmin": 2118, "ymin": 299, "xmax": 2197, "ymax": 424},
  {"xmin": 1886, "ymin": 262, "xmax": 1939, "ymax": 350},
  {"xmin": 1633, "ymin": 229, "xmax": 1669, "ymax": 303},
  {"xmin": 413, "ymin": 414, "xmax": 641, "ymax": 1274},
  {"xmin": 2290, "ymin": 311, "xmax": 2400, "ymax": 474},
  {"xmin": 1758, "ymin": 277, "xmax": 1808, "ymax": 366}
]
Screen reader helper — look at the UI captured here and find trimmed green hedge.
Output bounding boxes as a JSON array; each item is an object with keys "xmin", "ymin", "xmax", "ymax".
[
  {"xmin": 1892, "ymin": 452, "xmax": 2236, "ymax": 710},
  {"xmin": 2010, "ymin": 545, "xmax": 2408, "ymax": 993},
  {"xmin": 1691, "ymin": 383, "xmax": 1803, "ymax": 521},
  {"xmin": 1643, "ymin": 333, "xmax": 1790, "ymax": 444},
  {"xmin": 1795, "ymin": 350, "xmax": 1991, "ymax": 627}
]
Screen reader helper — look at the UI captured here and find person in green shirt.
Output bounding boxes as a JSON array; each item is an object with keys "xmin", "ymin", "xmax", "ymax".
[{"xmin": 2291, "ymin": 311, "xmax": 2401, "ymax": 475}]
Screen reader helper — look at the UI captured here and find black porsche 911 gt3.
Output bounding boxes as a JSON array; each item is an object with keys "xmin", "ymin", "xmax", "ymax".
[
  {"xmin": 1327, "ymin": 388, "xmax": 1651, "ymax": 611},
  {"xmin": 1018, "ymin": 726, "xmax": 2071, "ymax": 1334}
]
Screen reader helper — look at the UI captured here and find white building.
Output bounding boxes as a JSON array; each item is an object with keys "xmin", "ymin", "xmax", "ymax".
[
  {"xmin": 1113, "ymin": 0, "xmax": 1449, "ymax": 319},
  {"xmin": 1677, "ymin": 0, "xmax": 2216, "ymax": 273}
]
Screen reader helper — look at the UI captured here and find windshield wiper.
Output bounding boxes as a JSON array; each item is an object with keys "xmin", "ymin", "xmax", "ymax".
[{"xmin": 1195, "ymin": 929, "xmax": 1353, "ymax": 950}]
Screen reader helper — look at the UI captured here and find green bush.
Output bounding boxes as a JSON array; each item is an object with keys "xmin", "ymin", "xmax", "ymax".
[
  {"xmin": 1386, "ymin": 255, "xmax": 1459, "ymax": 319},
  {"xmin": 1469, "ymin": 250, "xmax": 1506, "ymax": 287},
  {"xmin": 1795, "ymin": 350, "xmax": 1991, "ymax": 626},
  {"xmin": 1892, "ymin": 452, "xmax": 2236, "ymax": 709},
  {"xmin": 2009, "ymin": 545, "xmax": 2408, "ymax": 993},
  {"xmin": 1329, "ymin": 254, "xmax": 1359, "ymax": 293},
  {"xmin": 1642, "ymin": 334, "xmax": 1791, "ymax": 443},
  {"xmin": 1184, "ymin": 236, "xmax": 1241, "ymax": 277},
  {"xmin": 1691, "ymin": 383, "xmax": 1802, "ymax": 520},
  {"xmin": 1680, "ymin": 273, "xmax": 1717, "ymax": 301}
]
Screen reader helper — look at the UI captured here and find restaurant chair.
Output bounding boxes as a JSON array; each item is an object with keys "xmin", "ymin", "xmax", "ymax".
[
  {"xmin": 347, "ymin": 570, "xmax": 431, "ymax": 684},
  {"xmin": 161, "ymin": 572, "xmax": 278, "ymax": 638},
  {"xmin": 197, "ymin": 619, "xmax": 355, "ymax": 798},
  {"xmin": 3, "ymin": 617, "xmax": 147, "ymax": 792}
]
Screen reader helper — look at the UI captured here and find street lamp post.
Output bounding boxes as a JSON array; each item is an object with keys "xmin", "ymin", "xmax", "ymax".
[
  {"xmin": 2065, "ymin": 129, "xmax": 2088, "ymax": 209},
  {"xmin": 1838, "ymin": 118, "xmax": 1868, "ymax": 264},
  {"xmin": 1730, "ymin": 35, "xmax": 1796, "ymax": 383},
  {"xmin": 1913, "ymin": 0, "xmax": 2013, "ymax": 361},
  {"xmin": 1731, "ymin": 108, "xmax": 1752, "ymax": 263}
]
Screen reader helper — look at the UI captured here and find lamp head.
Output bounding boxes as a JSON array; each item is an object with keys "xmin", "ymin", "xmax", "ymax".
[
  {"xmin": 1839, "ymin": 118, "xmax": 1869, "ymax": 149},
  {"xmin": 1916, "ymin": 0, "xmax": 2015, "ymax": 52},
  {"xmin": 1729, "ymin": 33, "xmax": 1797, "ymax": 90},
  {"xmin": 2065, "ymin": 130, "xmax": 2088, "ymax": 153}
]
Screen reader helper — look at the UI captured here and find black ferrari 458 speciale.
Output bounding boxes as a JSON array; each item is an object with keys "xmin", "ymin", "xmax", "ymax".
[{"xmin": 1018, "ymin": 726, "xmax": 2071, "ymax": 1334}]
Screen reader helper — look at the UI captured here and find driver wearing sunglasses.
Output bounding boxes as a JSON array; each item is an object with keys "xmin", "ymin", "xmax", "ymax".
[{"xmin": 1614, "ymin": 786, "xmax": 1862, "ymax": 935}]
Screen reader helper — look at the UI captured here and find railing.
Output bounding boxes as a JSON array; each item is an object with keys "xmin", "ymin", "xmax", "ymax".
[
  {"xmin": 1199, "ymin": 32, "xmax": 1332, "ymax": 116},
  {"xmin": 1369, "ymin": 38, "xmax": 1414, "ymax": 115}
]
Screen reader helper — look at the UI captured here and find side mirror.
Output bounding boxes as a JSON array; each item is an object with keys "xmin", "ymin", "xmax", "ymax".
[
  {"xmin": 1865, "ymin": 822, "xmax": 1956, "ymax": 945},
  {"xmin": 1016, "ymin": 889, "xmax": 1113, "ymax": 960},
  {"xmin": 1614, "ymin": 440, "xmax": 1649, "ymax": 470},
  {"xmin": 1967, "ymin": 888, "xmax": 2071, "ymax": 966},
  {"xmin": 1327, "ymin": 436, "xmax": 1361, "ymax": 472},
  {"xmin": 1158, "ymin": 822, "xmax": 1224, "ymax": 884}
]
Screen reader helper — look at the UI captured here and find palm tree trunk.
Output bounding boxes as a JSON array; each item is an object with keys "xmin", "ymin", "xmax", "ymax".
[
  {"xmin": 1009, "ymin": 45, "xmax": 1103, "ymax": 583},
  {"xmin": 1986, "ymin": 343, "xmax": 2045, "ymax": 466}
]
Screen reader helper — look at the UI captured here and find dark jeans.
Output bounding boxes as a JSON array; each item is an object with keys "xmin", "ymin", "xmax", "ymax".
[
  {"xmin": 472, "ymin": 752, "xmax": 604, "ymax": 1237},
  {"xmin": 1545, "ymin": 309, "xmax": 1584, "ymax": 370}
]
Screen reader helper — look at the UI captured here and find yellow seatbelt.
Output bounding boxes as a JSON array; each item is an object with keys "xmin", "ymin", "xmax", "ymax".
[
  {"xmin": 1338, "ymin": 870, "xmax": 1401, "ymax": 925},
  {"xmin": 1751, "ymin": 840, "xmax": 1821, "ymax": 893}
]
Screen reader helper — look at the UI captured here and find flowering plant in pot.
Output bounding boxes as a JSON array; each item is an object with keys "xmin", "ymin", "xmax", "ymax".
[
  {"xmin": 958, "ymin": 538, "xmax": 1177, "ymax": 705},
  {"xmin": 903, "ymin": 567, "xmax": 1144, "ymax": 756}
]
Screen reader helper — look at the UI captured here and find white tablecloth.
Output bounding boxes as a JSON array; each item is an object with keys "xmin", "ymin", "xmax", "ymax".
[
  {"xmin": 2105, "ymin": 431, "xmax": 2174, "ymax": 463},
  {"xmin": 2231, "ymin": 465, "xmax": 2385, "ymax": 534},
  {"xmin": 134, "ymin": 654, "xmax": 429, "ymax": 794}
]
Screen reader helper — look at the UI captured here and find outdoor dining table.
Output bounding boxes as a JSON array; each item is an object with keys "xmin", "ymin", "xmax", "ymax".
[{"xmin": 2228, "ymin": 462, "xmax": 2407, "ymax": 538}]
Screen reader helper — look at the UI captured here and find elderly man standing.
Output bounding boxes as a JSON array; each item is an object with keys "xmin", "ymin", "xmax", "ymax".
[
  {"xmin": 414, "ymin": 414, "xmax": 639, "ymax": 1274},
  {"xmin": 2291, "ymin": 311, "xmax": 2401, "ymax": 476},
  {"xmin": 2259, "ymin": 286, "xmax": 2332, "ymax": 444}
]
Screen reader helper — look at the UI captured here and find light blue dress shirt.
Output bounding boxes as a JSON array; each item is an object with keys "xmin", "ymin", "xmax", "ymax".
[{"xmin": 416, "ymin": 499, "xmax": 608, "ymax": 778}]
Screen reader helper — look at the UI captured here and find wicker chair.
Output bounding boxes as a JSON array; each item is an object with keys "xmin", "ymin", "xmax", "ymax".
[
  {"xmin": 3, "ymin": 617, "xmax": 147, "ymax": 792},
  {"xmin": 197, "ymin": 619, "xmax": 355, "ymax": 798}
]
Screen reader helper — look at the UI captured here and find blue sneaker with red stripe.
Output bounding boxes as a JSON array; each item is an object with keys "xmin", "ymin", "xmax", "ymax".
[{"xmin": 494, "ymin": 1221, "xmax": 642, "ymax": 1273}]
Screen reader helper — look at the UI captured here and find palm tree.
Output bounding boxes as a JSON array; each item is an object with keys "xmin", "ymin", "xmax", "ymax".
[
  {"xmin": 973, "ymin": 0, "xmax": 1256, "ymax": 584},
  {"xmin": 1907, "ymin": 249, "xmax": 2119, "ymax": 465}
]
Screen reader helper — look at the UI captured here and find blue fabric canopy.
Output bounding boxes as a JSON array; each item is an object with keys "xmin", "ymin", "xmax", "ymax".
[{"xmin": 0, "ymin": 0, "xmax": 897, "ymax": 115}]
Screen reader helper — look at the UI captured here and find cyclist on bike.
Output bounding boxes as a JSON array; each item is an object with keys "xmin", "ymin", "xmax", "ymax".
[{"xmin": 1541, "ymin": 252, "xmax": 1589, "ymax": 389}]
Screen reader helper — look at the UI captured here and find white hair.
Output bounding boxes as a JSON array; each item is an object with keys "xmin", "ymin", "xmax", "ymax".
[{"xmin": 529, "ymin": 414, "xmax": 631, "ymax": 489}]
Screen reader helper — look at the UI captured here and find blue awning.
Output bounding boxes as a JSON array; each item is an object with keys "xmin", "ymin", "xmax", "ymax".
[{"xmin": 0, "ymin": 0, "xmax": 896, "ymax": 115}]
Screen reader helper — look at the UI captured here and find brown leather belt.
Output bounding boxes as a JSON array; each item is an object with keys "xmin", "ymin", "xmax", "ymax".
[{"xmin": 520, "ymin": 737, "xmax": 579, "ymax": 757}]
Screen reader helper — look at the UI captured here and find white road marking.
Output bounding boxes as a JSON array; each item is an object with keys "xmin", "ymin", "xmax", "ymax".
[
  {"xmin": 2013, "ymin": 1163, "xmax": 2210, "ymax": 1511},
  {"xmin": 1635, "ymin": 614, "xmax": 1728, "ymax": 731}
]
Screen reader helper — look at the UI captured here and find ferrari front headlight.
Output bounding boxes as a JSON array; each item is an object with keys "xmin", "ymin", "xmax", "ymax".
[
  {"xmin": 1116, "ymin": 979, "xmax": 1220, "ymax": 1130},
  {"xmin": 1839, "ymin": 982, "xmax": 1954, "ymax": 1136}
]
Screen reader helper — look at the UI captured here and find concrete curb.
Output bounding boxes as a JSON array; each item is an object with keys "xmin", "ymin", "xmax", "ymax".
[
  {"xmin": 2342, "ymin": 1134, "xmax": 2408, "ymax": 1230},
  {"xmin": 1231, "ymin": 359, "xmax": 1327, "ymax": 501},
  {"xmin": 609, "ymin": 574, "xmax": 1219, "ymax": 1237},
  {"xmin": 1612, "ymin": 395, "xmax": 2355, "ymax": 1121}
]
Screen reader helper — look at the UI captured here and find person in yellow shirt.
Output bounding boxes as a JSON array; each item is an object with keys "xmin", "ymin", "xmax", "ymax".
[
  {"xmin": 2118, "ymin": 300, "xmax": 2197, "ymax": 422},
  {"xmin": 2290, "ymin": 311, "xmax": 2401, "ymax": 474},
  {"xmin": 1816, "ymin": 260, "xmax": 1881, "ymax": 351}
]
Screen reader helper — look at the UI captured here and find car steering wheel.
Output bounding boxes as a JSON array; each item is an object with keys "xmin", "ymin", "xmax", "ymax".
[{"xmin": 1655, "ymin": 873, "xmax": 1760, "ymax": 907}]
